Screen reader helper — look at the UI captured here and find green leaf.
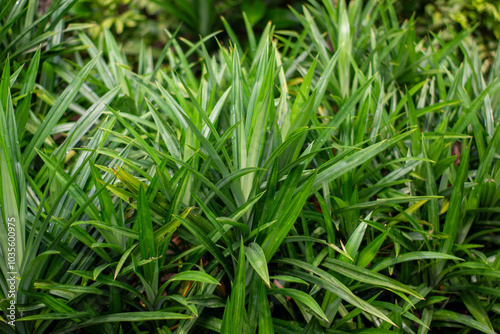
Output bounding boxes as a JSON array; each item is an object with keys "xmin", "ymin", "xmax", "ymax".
[
  {"xmin": 175, "ymin": 214, "xmax": 233, "ymax": 281},
  {"xmin": 322, "ymin": 258, "xmax": 423, "ymax": 300},
  {"xmin": 433, "ymin": 309, "xmax": 495, "ymax": 334},
  {"xmin": 268, "ymin": 288, "xmax": 328, "ymax": 323},
  {"xmin": 437, "ymin": 140, "xmax": 471, "ymax": 272},
  {"xmin": 279, "ymin": 258, "xmax": 397, "ymax": 327},
  {"xmin": 59, "ymin": 311, "xmax": 193, "ymax": 331},
  {"xmin": 167, "ymin": 271, "xmax": 220, "ymax": 285},
  {"xmin": 371, "ymin": 252, "xmax": 463, "ymax": 272},
  {"xmin": 258, "ymin": 280, "xmax": 274, "ymax": 333},
  {"xmin": 221, "ymin": 238, "xmax": 247, "ymax": 333},
  {"xmin": 356, "ymin": 229, "xmax": 389, "ymax": 268},
  {"xmin": 460, "ymin": 289, "xmax": 494, "ymax": 331},
  {"xmin": 24, "ymin": 54, "xmax": 100, "ymax": 166},
  {"xmin": 137, "ymin": 185, "xmax": 155, "ymax": 281},
  {"xmin": 246, "ymin": 242, "xmax": 271, "ymax": 287}
]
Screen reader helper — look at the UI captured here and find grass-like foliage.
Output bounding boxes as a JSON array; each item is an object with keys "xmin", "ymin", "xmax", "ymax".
[{"xmin": 1, "ymin": 0, "xmax": 500, "ymax": 333}]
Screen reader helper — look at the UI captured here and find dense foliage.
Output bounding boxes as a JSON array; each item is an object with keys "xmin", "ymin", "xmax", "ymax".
[
  {"xmin": 417, "ymin": 0, "xmax": 499, "ymax": 64},
  {"xmin": 1, "ymin": 0, "xmax": 500, "ymax": 333}
]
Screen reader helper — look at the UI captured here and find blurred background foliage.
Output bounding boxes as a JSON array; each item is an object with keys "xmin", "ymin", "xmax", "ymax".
[
  {"xmin": 397, "ymin": 0, "xmax": 499, "ymax": 67},
  {"xmin": 70, "ymin": 0, "xmax": 307, "ymax": 54},
  {"xmin": 67, "ymin": 0, "xmax": 499, "ymax": 69}
]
